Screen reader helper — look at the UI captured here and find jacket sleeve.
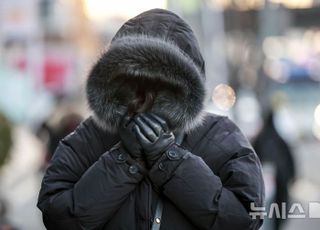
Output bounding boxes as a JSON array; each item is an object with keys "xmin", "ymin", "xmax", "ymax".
[
  {"xmin": 148, "ymin": 118, "xmax": 265, "ymax": 230},
  {"xmin": 37, "ymin": 140, "xmax": 145, "ymax": 230}
]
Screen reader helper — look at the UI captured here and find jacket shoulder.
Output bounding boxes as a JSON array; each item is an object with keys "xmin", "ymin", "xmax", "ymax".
[
  {"xmin": 188, "ymin": 113, "xmax": 257, "ymax": 172},
  {"xmin": 51, "ymin": 117, "xmax": 119, "ymax": 170},
  {"xmin": 203, "ymin": 113, "xmax": 253, "ymax": 153}
]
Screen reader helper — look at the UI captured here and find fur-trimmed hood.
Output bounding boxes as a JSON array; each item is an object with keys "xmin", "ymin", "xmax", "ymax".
[{"xmin": 86, "ymin": 9, "xmax": 206, "ymax": 133}]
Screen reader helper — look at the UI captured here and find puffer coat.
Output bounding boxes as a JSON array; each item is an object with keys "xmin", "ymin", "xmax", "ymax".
[{"xmin": 37, "ymin": 9, "xmax": 265, "ymax": 230}]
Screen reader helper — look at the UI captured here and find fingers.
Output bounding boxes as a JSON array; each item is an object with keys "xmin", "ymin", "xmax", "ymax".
[
  {"xmin": 133, "ymin": 124, "xmax": 150, "ymax": 144},
  {"xmin": 139, "ymin": 114, "xmax": 162, "ymax": 136},
  {"xmin": 147, "ymin": 113, "xmax": 169, "ymax": 132},
  {"xmin": 134, "ymin": 115, "xmax": 158, "ymax": 142}
]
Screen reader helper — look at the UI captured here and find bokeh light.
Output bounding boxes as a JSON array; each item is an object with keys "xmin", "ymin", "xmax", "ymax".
[
  {"xmin": 212, "ymin": 84, "xmax": 236, "ymax": 111},
  {"xmin": 263, "ymin": 37, "xmax": 284, "ymax": 60},
  {"xmin": 83, "ymin": 0, "xmax": 167, "ymax": 22},
  {"xmin": 314, "ymin": 104, "xmax": 320, "ymax": 126},
  {"xmin": 312, "ymin": 121, "xmax": 320, "ymax": 140},
  {"xmin": 269, "ymin": 0, "xmax": 313, "ymax": 9},
  {"xmin": 263, "ymin": 59, "xmax": 290, "ymax": 83}
]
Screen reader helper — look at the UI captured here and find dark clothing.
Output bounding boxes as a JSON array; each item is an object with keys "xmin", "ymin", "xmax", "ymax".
[
  {"xmin": 38, "ymin": 113, "xmax": 265, "ymax": 230},
  {"xmin": 85, "ymin": 9, "xmax": 206, "ymax": 133},
  {"xmin": 253, "ymin": 113, "xmax": 295, "ymax": 230},
  {"xmin": 38, "ymin": 9, "xmax": 264, "ymax": 230}
]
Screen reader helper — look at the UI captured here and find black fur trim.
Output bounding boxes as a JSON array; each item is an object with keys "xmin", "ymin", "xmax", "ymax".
[{"xmin": 86, "ymin": 35, "xmax": 206, "ymax": 133}]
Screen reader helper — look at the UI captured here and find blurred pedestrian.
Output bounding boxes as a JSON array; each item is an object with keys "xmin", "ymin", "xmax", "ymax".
[
  {"xmin": 48, "ymin": 113, "xmax": 82, "ymax": 164},
  {"xmin": 0, "ymin": 114, "xmax": 15, "ymax": 230},
  {"xmin": 0, "ymin": 113, "xmax": 12, "ymax": 170},
  {"xmin": 253, "ymin": 110, "xmax": 295, "ymax": 230},
  {"xmin": 38, "ymin": 9, "xmax": 265, "ymax": 230},
  {"xmin": 36, "ymin": 103, "xmax": 83, "ymax": 169}
]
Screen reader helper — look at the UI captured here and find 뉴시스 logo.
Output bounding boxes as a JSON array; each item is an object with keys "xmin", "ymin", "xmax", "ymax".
[{"xmin": 249, "ymin": 202, "xmax": 320, "ymax": 219}]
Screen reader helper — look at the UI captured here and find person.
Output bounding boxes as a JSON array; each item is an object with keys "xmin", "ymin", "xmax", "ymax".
[
  {"xmin": 0, "ymin": 114, "xmax": 15, "ymax": 230},
  {"xmin": 0, "ymin": 112, "xmax": 12, "ymax": 170},
  {"xmin": 37, "ymin": 9, "xmax": 265, "ymax": 230},
  {"xmin": 253, "ymin": 110, "xmax": 295, "ymax": 230},
  {"xmin": 37, "ymin": 110, "xmax": 83, "ymax": 169}
]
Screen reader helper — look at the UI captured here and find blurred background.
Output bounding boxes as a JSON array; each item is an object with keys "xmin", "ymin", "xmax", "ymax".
[{"xmin": 0, "ymin": 0, "xmax": 320, "ymax": 229}]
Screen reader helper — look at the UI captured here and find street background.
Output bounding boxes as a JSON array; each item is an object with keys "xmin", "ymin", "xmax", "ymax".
[{"xmin": 0, "ymin": 0, "xmax": 320, "ymax": 229}]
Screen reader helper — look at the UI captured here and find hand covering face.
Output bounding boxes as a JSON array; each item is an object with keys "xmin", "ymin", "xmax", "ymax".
[
  {"xmin": 133, "ymin": 113, "xmax": 175, "ymax": 168},
  {"xmin": 118, "ymin": 114, "xmax": 143, "ymax": 159}
]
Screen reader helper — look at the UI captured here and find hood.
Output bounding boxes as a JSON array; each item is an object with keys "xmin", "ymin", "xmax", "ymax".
[{"xmin": 86, "ymin": 9, "xmax": 206, "ymax": 133}]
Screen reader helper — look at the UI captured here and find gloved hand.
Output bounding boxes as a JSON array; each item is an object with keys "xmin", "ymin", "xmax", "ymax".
[
  {"xmin": 118, "ymin": 114, "xmax": 142, "ymax": 159},
  {"xmin": 133, "ymin": 113, "xmax": 175, "ymax": 168}
]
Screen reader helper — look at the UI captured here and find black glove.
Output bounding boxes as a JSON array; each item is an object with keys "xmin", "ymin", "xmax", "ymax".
[
  {"xmin": 118, "ymin": 114, "xmax": 142, "ymax": 159},
  {"xmin": 133, "ymin": 113, "xmax": 175, "ymax": 168}
]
